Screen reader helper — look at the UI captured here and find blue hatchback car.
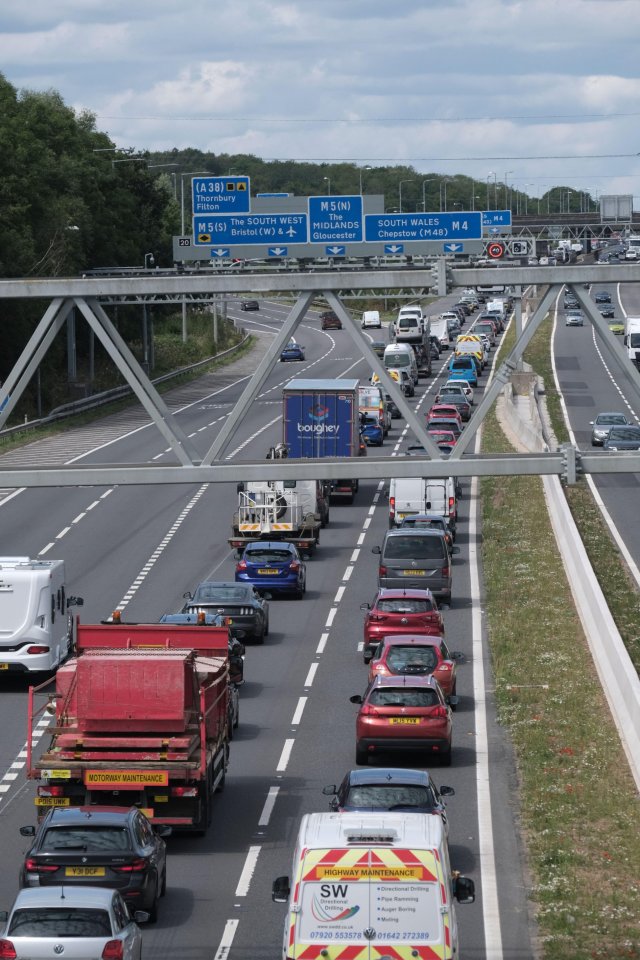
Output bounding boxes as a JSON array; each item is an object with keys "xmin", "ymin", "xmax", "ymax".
[
  {"xmin": 280, "ymin": 340, "xmax": 305, "ymax": 362},
  {"xmin": 360, "ymin": 414, "xmax": 384, "ymax": 447},
  {"xmin": 447, "ymin": 356, "xmax": 478, "ymax": 387},
  {"xmin": 236, "ymin": 541, "xmax": 306, "ymax": 598}
]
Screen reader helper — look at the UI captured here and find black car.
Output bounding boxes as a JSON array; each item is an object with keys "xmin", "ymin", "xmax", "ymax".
[
  {"xmin": 598, "ymin": 304, "xmax": 615, "ymax": 319},
  {"xmin": 183, "ymin": 580, "xmax": 269, "ymax": 644},
  {"xmin": 563, "ymin": 296, "xmax": 579, "ymax": 310},
  {"xmin": 603, "ymin": 425, "xmax": 640, "ymax": 450},
  {"xmin": 370, "ymin": 340, "xmax": 386, "ymax": 358},
  {"xmin": 19, "ymin": 807, "xmax": 170, "ymax": 922},
  {"xmin": 240, "ymin": 300, "xmax": 259, "ymax": 311},
  {"xmin": 594, "ymin": 291, "xmax": 612, "ymax": 303}
]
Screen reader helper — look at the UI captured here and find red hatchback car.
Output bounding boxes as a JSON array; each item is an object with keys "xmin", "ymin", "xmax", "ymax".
[
  {"xmin": 350, "ymin": 675, "xmax": 453, "ymax": 765},
  {"xmin": 364, "ymin": 634, "xmax": 461, "ymax": 703},
  {"xmin": 427, "ymin": 405, "xmax": 462, "ymax": 429},
  {"xmin": 361, "ymin": 588, "xmax": 444, "ymax": 661}
]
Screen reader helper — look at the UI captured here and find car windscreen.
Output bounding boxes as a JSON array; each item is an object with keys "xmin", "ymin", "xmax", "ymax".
[
  {"xmin": 9, "ymin": 908, "xmax": 113, "ymax": 938},
  {"xmin": 377, "ymin": 598, "xmax": 433, "ymax": 613},
  {"xmin": 369, "ymin": 688, "xmax": 439, "ymax": 707},
  {"xmin": 385, "ymin": 353, "xmax": 410, "ymax": 367},
  {"xmin": 596, "ymin": 415, "xmax": 627, "ymax": 425},
  {"xmin": 608, "ymin": 427, "xmax": 640, "ymax": 441},
  {"xmin": 386, "ymin": 645, "xmax": 439, "ymax": 674},
  {"xmin": 628, "ymin": 334, "xmax": 640, "ymax": 348},
  {"xmin": 244, "ymin": 550, "xmax": 293, "ymax": 563},
  {"xmin": 383, "ymin": 536, "xmax": 445, "ymax": 560},
  {"xmin": 451, "ymin": 360, "xmax": 473, "ymax": 369},
  {"xmin": 193, "ymin": 585, "xmax": 248, "ymax": 603},
  {"xmin": 401, "ymin": 519, "xmax": 444, "ymax": 533},
  {"xmin": 40, "ymin": 826, "xmax": 130, "ymax": 852},
  {"xmin": 344, "ymin": 784, "xmax": 433, "ymax": 809}
]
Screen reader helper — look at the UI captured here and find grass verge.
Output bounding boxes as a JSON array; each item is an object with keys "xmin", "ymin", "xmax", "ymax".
[{"xmin": 480, "ymin": 315, "xmax": 640, "ymax": 957}]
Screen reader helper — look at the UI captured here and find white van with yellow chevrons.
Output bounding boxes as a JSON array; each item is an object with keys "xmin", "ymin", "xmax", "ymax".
[{"xmin": 272, "ymin": 812, "xmax": 475, "ymax": 960}]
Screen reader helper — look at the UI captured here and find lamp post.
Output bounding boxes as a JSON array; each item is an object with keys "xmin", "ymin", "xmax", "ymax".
[
  {"xmin": 440, "ymin": 177, "xmax": 452, "ymax": 212},
  {"xmin": 470, "ymin": 194, "xmax": 481, "ymax": 211},
  {"xmin": 359, "ymin": 165, "xmax": 372, "ymax": 194},
  {"xmin": 504, "ymin": 170, "xmax": 514, "ymax": 210},
  {"xmin": 399, "ymin": 179, "xmax": 415, "ymax": 213},
  {"xmin": 421, "ymin": 179, "xmax": 436, "ymax": 212},
  {"xmin": 144, "ymin": 253, "xmax": 155, "ymax": 270},
  {"xmin": 324, "ymin": 176, "xmax": 331, "ymax": 195},
  {"xmin": 178, "ymin": 170, "xmax": 209, "ymax": 344}
]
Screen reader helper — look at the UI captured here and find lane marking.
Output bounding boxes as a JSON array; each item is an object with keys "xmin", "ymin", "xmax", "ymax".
[
  {"xmin": 235, "ymin": 847, "xmax": 261, "ymax": 897},
  {"xmin": 316, "ymin": 632, "xmax": 329, "ymax": 654},
  {"xmin": 276, "ymin": 738, "xmax": 295, "ymax": 772},
  {"xmin": 304, "ymin": 663, "xmax": 318, "ymax": 687},
  {"xmin": 258, "ymin": 786, "xmax": 280, "ymax": 827},
  {"xmin": 350, "ymin": 548, "xmax": 360, "ymax": 562},
  {"xmin": 342, "ymin": 566, "xmax": 353, "ymax": 582},
  {"xmin": 325, "ymin": 608, "xmax": 337, "ymax": 627},
  {"xmin": 55, "ymin": 526, "xmax": 71, "ymax": 539},
  {"xmin": 334, "ymin": 585, "xmax": 345, "ymax": 603},
  {"xmin": 291, "ymin": 697, "xmax": 307, "ymax": 726},
  {"xmin": 213, "ymin": 918, "xmax": 239, "ymax": 960}
]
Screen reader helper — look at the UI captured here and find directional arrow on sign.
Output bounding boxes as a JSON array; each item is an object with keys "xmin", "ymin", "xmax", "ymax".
[
  {"xmin": 444, "ymin": 243, "xmax": 463, "ymax": 253},
  {"xmin": 385, "ymin": 244, "xmax": 404, "ymax": 254},
  {"xmin": 327, "ymin": 246, "xmax": 346, "ymax": 255},
  {"xmin": 269, "ymin": 247, "xmax": 288, "ymax": 256},
  {"xmin": 211, "ymin": 248, "xmax": 230, "ymax": 257}
]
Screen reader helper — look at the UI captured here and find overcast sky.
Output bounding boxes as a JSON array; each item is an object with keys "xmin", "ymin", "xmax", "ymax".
[{"xmin": 2, "ymin": 0, "xmax": 640, "ymax": 205}]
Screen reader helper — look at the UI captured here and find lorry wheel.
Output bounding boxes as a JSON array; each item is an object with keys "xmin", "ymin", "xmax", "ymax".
[{"xmin": 355, "ymin": 744, "xmax": 368, "ymax": 765}]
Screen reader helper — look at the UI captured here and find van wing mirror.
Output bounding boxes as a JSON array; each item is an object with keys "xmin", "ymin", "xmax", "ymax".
[
  {"xmin": 363, "ymin": 650, "xmax": 374, "ymax": 664},
  {"xmin": 272, "ymin": 876, "xmax": 291, "ymax": 903},
  {"xmin": 439, "ymin": 785, "xmax": 455, "ymax": 797},
  {"xmin": 67, "ymin": 596, "xmax": 83, "ymax": 608},
  {"xmin": 19, "ymin": 825, "xmax": 36, "ymax": 837},
  {"xmin": 454, "ymin": 875, "xmax": 475, "ymax": 904},
  {"xmin": 349, "ymin": 694, "xmax": 364, "ymax": 704}
]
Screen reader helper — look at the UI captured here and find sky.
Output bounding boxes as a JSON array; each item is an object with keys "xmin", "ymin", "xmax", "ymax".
[{"xmin": 2, "ymin": 0, "xmax": 640, "ymax": 206}]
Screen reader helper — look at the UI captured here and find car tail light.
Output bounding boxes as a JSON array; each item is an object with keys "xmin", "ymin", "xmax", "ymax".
[
  {"xmin": 101, "ymin": 941, "xmax": 124, "ymax": 960},
  {"xmin": 370, "ymin": 613, "xmax": 386, "ymax": 622},
  {"xmin": 430, "ymin": 706, "xmax": 448, "ymax": 719},
  {"xmin": 236, "ymin": 560, "xmax": 247, "ymax": 571},
  {"xmin": 112, "ymin": 858, "xmax": 147, "ymax": 874},
  {"xmin": 0, "ymin": 941, "xmax": 17, "ymax": 959},
  {"xmin": 24, "ymin": 858, "xmax": 59, "ymax": 874},
  {"xmin": 290, "ymin": 561, "xmax": 300, "ymax": 571},
  {"xmin": 37, "ymin": 785, "xmax": 64, "ymax": 797},
  {"xmin": 439, "ymin": 662, "xmax": 453, "ymax": 672},
  {"xmin": 26, "ymin": 645, "xmax": 50, "ymax": 655},
  {"xmin": 379, "ymin": 565, "xmax": 387, "ymax": 577},
  {"xmin": 448, "ymin": 496, "xmax": 455, "ymax": 511},
  {"xmin": 171, "ymin": 786, "xmax": 198, "ymax": 797},
  {"xmin": 442, "ymin": 565, "xmax": 450, "ymax": 578},
  {"xmin": 389, "ymin": 496, "xmax": 395, "ymax": 520}
]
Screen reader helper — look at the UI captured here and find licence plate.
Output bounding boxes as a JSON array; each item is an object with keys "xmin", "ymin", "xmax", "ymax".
[
  {"xmin": 402, "ymin": 570, "xmax": 425, "ymax": 576},
  {"xmin": 258, "ymin": 568, "xmax": 278, "ymax": 575},
  {"xmin": 389, "ymin": 718, "xmax": 420, "ymax": 724},
  {"xmin": 35, "ymin": 797, "xmax": 71, "ymax": 807},
  {"xmin": 66, "ymin": 866, "xmax": 106, "ymax": 877}
]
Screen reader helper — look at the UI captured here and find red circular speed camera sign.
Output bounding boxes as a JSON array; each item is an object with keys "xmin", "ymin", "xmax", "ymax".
[{"xmin": 487, "ymin": 242, "xmax": 505, "ymax": 259}]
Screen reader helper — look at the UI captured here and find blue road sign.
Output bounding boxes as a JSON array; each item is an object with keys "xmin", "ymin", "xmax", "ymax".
[
  {"xmin": 308, "ymin": 195, "xmax": 363, "ymax": 243},
  {"xmin": 193, "ymin": 213, "xmax": 307, "ymax": 246},
  {"xmin": 192, "ymin": 176, "xmax": 251, "ymax": 215},
  {"xmin": 482, "ymin": 210, "xmax": 512, "ymax": 227},
  {"xmin": 268, "ymin": 246, "xmax": 288, "ymax": 256},
  {"xmin": 385, "ymin": 243, "xmax": 404, "ymax": 254},
  {"xmin": 365, "ymin": 211, "xmax": 482, "ymax": 243}
]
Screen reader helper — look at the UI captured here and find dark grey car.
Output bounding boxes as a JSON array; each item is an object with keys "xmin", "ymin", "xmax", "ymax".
[{"xmin": 373, "ymin": 529, "xmax": 459, "ymax": 601}]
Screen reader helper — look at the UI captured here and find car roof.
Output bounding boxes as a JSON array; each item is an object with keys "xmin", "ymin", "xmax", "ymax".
[
  {"xmin": 369, "ymin": 674, "xmax": 440, "ymax": 689},
  {"xmin": 10, "ymin": 887, "xmax": 118, "ymax": 910},
  {"xmin": 44, "ymin": 806, "xmax": 137, "ymax": 826},
  {"xmin": 378, "ymin": 634, "xmax": 446, "ymax": 649},
  {"xmin": 345, "ymin": 767, "xmax": 433, "ymax": 787},
  {"xmin": 244, "ymin": 541, "xmax": 296, "ymax": 550},
  {"xmin": 384, "ymin": 528, "xmax": 447, "ymax": 539},
  {"xmin": 401, "ymin": 513, "xmax": 446, "ymax": 523},
  {"xmin": 160, "ymin": 612, "xmax": 222, "ymax": 625},
  {"xmin": 375, "ymin": 587, "xmax": 435, "ymax": 600}
]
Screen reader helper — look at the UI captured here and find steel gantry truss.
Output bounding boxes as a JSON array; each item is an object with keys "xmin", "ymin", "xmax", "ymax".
[{"xmin": 1, "ymin": 264, "xmax": 640, "ymax": 487}]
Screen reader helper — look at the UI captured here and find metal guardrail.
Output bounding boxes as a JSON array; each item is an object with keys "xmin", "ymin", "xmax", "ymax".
[{"xmin": 0, "ymin": 334, "xmax": 250, "ymax": 440}]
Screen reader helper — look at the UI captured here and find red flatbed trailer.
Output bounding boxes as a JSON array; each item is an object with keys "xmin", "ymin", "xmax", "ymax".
[{"xmin": 27, "ymin": 622, "xmax": 230, "ymax": 834}]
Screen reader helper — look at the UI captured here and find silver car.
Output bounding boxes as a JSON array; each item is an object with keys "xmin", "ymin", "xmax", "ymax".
[
  {"xmin": 0, "ymin": 886, "xmax": 147, "ymax": 959},
  {"xmin": 590, "ymin": 411, "xmax": 631, "ymax": 446}
]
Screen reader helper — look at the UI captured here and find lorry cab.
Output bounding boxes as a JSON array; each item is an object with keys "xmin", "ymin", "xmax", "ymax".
[
  {"xmin": 0, "ymin": 557, "xmax": 83, "ymax": 674},
  {"xmin": 272, "ymin": 812, "xmax": 474, "ymax": 960}
]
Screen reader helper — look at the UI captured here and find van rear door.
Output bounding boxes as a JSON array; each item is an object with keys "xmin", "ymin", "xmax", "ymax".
[{"xmin": 291, "ymin": 846, "xmax": 447, "ymax": 958}]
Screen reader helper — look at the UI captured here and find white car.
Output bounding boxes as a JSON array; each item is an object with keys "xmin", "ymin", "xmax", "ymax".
[
  {"xmin": 362, "ymin": 310, "xmax": 381, "ymax": 328},
  {"xmin": 443, "ymin": 378, "xmax": 474, "ymax": 403},
  {"xmin": 0, "ymin": 887, "xmax": 147, "ymax": 959}
]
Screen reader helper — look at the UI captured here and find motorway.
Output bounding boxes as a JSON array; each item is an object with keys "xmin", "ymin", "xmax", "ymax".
[{"xmin": 0, "ymin": 290, "xmax": 608, "ymax": 960}]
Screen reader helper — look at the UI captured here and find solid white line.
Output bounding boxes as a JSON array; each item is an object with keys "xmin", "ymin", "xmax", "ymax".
[
  {"xmin": 258, "ymin": 786, "xmax": 280, "ymax": 827},
  {"xmin": 213, "ymin": 918, "xmax": 239, "ymax": 960},
  {"xmin": 0, "ymin": 488, "xmax": 26, "ymax": 510},
  {"xmin": 276, "ymin": 738, "xmax": 295, "ymax": 772},
  {"xmin": 235, "ymin": 847, "xmax": 261, "ymax": 897},
  {"xmin": 325, "ymin": 608, "xmax": 337, "ymax": 627},
  {"xmin": 334, "ymin": 585, "xmax": 345, "ymax": 603},
  {"xmin": 304, "ymin": 663, "xmax": 318, "ymax": 687},
  {"xmin": 291, "ymin": 697, "xmax": 307, "ymax": 725},
  {"xmin": 316, "ymin": 632, "xmax": 329, "ymax": 654}
]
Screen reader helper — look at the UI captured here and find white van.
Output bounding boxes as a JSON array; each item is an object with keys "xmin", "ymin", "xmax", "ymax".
[
  {"xmin": 430, "ymin": 315, "xmax": 450, "ymax": 350},
  {"xmin": 0, "ymin": 558, "xmax": 83, "ymax": 673},
  {"xmin": 384, "ymin": 342, "xmax": 419, "ymax": 384},
  {"xmin": 389, "ymin": 477, "xmax": 457, "ymax": 530},
  {"xmin": 361, "ymin": 310, "xmax": 381, "ymax": 328},
  {"xmin": 272, "ymin": 813, "xmax": 475, "ymax": 960}
]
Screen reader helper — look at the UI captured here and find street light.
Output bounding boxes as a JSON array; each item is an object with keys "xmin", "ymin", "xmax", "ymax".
[
  {"xmin": 324, "ymin": 176, "xmax": 331, "ymax": 195},
  {"xmin": 486, "ymin": 172, "xmax": 497, "ymax": 209},
  {"xmin": 399, "ymin": 179, "xmax": 415, "ymax": 213},
  {"xmin": 421, "ymin": 179, "xmax": 436, "ymax": 212},
  {"xmin": 359, "ymin": 165, "xmax": 372, "ymax": 194},
  {"xmin": 144, "ymin": 253, "xmax": 155, "ymax": 270},
  {"xmin": 470, "ymin": 194, "xmax": 481, "ymax": 211},
  {"xmin": 504, "ymin": 170, "xmax": 514, "ymax": 209}
]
